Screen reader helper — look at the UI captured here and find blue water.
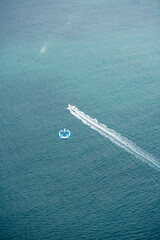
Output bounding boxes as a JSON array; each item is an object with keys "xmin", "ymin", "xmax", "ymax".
[{"xmin": 0, "ymin": 0, "xmax": 160, "ymax": 239}]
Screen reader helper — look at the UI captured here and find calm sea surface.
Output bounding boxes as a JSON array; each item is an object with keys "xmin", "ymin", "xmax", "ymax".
[{"xmin": 0, "ymin": 0, "xmax": 160, "ymax": 239}]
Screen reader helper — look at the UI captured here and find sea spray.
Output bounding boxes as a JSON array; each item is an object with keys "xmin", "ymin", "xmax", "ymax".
[{"xmin": 67, "ymin": 105, "xmax": 160, "ymax": 170}]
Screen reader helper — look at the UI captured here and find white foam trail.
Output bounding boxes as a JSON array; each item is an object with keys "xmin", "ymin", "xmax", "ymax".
[
  {"xmin": 67, "ymin": 104, "xmax": 160, "ymax": 170},
  {"xmin": 40, "ymin": 43, "xmax": 47, "ymax": 54}
]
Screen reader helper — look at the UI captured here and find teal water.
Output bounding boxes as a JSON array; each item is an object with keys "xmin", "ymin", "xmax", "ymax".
[{"xmin": 0, "ymin": 0, "xmax": 160, "ymax": 239}]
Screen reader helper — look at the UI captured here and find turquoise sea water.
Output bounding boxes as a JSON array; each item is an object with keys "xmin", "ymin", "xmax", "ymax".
[{"xmin": 1, "ymin": 0, "xmax": 160, "ymax": 239}]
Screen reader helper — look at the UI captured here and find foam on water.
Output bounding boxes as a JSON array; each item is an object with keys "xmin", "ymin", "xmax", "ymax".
[{"xmin": 68, "ymin": 105, "xmax": 160, "ymax": 170}]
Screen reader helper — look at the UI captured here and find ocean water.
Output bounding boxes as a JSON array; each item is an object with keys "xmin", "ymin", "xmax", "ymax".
[{"xmin": 0, "ymin": 0, "xmax": 160, "ymax": 239}]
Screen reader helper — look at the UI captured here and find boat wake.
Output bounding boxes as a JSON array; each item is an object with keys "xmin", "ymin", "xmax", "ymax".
[
  {"xmin": 40, "ymin": 43, "xmax": 48, "ymax": 55},
  {"xmin": 67, "ymin": 104, "xmax": 160, "ymax": 170}
]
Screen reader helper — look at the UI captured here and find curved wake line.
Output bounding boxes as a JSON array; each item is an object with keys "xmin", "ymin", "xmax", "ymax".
[{"xmin": 67, "ymin": 104, "xmax": 160, "ymax": 170}]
